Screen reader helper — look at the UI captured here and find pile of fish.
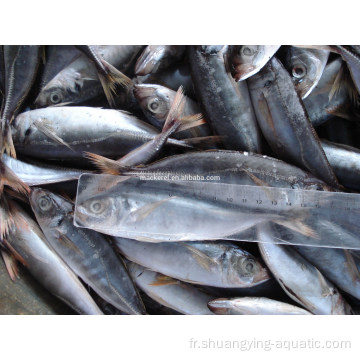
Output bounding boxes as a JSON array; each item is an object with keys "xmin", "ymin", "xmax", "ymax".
[{"xmin": 1, "ymin": 45, "xmax": 360, "ymax": 315}]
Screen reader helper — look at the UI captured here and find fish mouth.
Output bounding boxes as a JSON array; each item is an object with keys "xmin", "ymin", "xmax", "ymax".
[
  {"xmin": 207, "ymin": 299, "xmax": 230, "ymax": 314},
  {"xmin": 253, "ymin": 265, "xmax": 272, "ymax": 284},
  {"xmin": 133, "ymin": 84, "xmax": 157, "ymax": 101}
]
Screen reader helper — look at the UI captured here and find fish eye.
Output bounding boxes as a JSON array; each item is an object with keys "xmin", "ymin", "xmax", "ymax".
[
  {"xmin": 50, "ymin": 91, "xmax": 62, "ymax": 104},
  {"xmin": 243, "ymin": 259, "xmax": 255, "ymax": 273},
  {"xmin": 148, "ymin": 99, "xmax": 160, "ymax": 113},
  {"xmin": 89, "ymin": 200, "xmax": 106, "ymax": 214},
  {"xmin": 292, "ymin": 64, "xmax": 306, "ymax": 79},
  {"xmin": 241, "ymin": 46, "xmax": 255, "ymax": 57},
  {"xmin": 38, "ymin": 196, "xmax": 52, "ymax": 211}
]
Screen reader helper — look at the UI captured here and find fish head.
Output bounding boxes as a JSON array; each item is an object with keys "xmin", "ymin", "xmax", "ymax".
[
  {"xmin": 229, "ymin": 45, "xmax": 280, "ymax": 81},
  {"xmin": 75, "ymin": 192, "xmax": 121, "ymax": 231},
  {"xmin": 228, "ymin": 249, "xmax": 271, "ymax": 286},
  {"xmin": 284, "ymin": 48, "xmax": 329, "ymax": 99},
  {"xmin": 133, "ymin": 84, "xmax": 172, "ymax": 129},
  {"xmin": 207, "ymin": 298, "xmax": 232, "ymax": 315},
  {"xmin": 135, "ymin": 45, "xmax": 165, "ymax": 76},
  {"xmin": 35, "ymin": 68, "xmax": 95, "ymax": 107},
  {"xmin": 30, "ymin": 188, "xmax": 73, "ymax": 230},
  {"xmin": 11, "ymin": 111, "xmax": 35, "ymax": 145},
  {"xmin": 246, "ymin": 57, "xmax": 278, "ymax": 92}
]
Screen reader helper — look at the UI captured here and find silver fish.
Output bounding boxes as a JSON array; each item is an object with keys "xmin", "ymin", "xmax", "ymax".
[
  {"xmin": 135, "ymin": 45, "xmax": 186, "ymax": 76},
  {"xmin": 321, "ymin": 139, "xmax": 360, "ymax": 191},
  {"xmin": 282, "ymin": 46, "xmax": 329, "ymax": 99},
  {"xmin": 11, "ymin": 106, "xmax": 191, "ymax": 160},
  {"xmin": 29, "ymin": 188, "xmax": 146, "ymax": 315},
  {"xmin": 248, "ymin": 56, "xmax": 339, "ymax": 188},
  {"xmin": 114, "ymin": 238, "xmax": 271, "ymax": 288},
  {"xmin": 133, "ymin": 83, "xmax": 210, "ymax": 138},
  {"xmin": 35, "ymin": 45, "xmax": 142, "ymax": 107},
  {"xmin": 258, "ymin": 222, "xmax": 352, "ymax": 315},
  {"xmin": 1, "ymin": 197, "xmax": 103, "ymax": 315},
  {"xmin": 75, "ymin": 175, "xmax": 297, "ymax": 242},
  {"xmin": 128, "ymin": 262, "xmax": 214, "ymax": 315},
  {"xmin": 208, "ymin": 297, "xmax": 311, "ymax": 315},
  {"xmin": 2, "ymin": 154, "xmax": 89, "ymax": 186},
  {"xmin": 229, "ymin": 45, "xmax": 281, "ymax": 81}
]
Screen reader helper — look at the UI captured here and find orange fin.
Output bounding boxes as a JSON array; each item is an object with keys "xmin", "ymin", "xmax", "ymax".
[
  {"xmin": 150, "ymin": 274, "xmax": 179, "ymax": 286},
  {"xmin": 182, "ymin": 135, "xmax": 223, "ymax": 149},
  {"xmin": 83, "ymin": 152, "xmax": 128, "ymax": 175},
  {"xmin": 99, "ymin": 59, "xmax": 133, "ymax": 108},
  {"xmin": 0, "ymin": 160, "xmax": 31, "ymax": 195},
  {"xmin": 1, "ymin": 250, "xmax": 19, "ymax": 281},
  {"xmin": 162, "ymin": 86, "xmax": 185, "ymax": 132},
  {"xmin": 176, "ymin": 113, "xmax": 206, "ymax": 133}
]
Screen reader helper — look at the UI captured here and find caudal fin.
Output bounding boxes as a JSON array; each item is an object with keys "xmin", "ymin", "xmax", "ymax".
[
  {"xmin": 99, "ymin": 59, "xmax": 133, "ymax": 108},
  {"xmin": 1, "ymin": 250, "xmax": 19, "ymax": 281},
  {"xmin": 83, "ymin": 152, "xmax": 129, "ymax": 175},
  {"xmin": 0, "ymin": 160, "xmax": 30, "ymax": 195}
]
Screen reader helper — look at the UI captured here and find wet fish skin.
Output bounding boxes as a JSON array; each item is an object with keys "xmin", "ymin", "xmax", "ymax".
[
  {"xmin": 0, "ymin": 250, "xmax": 76, "ymax": 315},
  {"xmin": 188, "ymin": 45, "xmax": 262, "ymax": 152},
  {"xmin": 29, "ymin": 188, "xmax": 146, "ymax": 315},
  {"xmin": 335, "ymin": 46, "xmax": 360, "ymax": 94},
  {"xmin": 320, "ymin": 138, "xmax": 360, "ymax": 191},
  {"xmin": 133, "ymin": 83, "xmax": 210, "ymax": 138},
  {"xmin": 35, "ymin": 45, "xmax": 142, "ymax": 107},
  {"xmin": 248, "ymin": 56, "xmax": 339, "ymax": 188},
  {"xmin": 114, "ymin": 238, "xmax": 271, "ymax": 288},
  {"xmin": 1, "ymin": 45, "xmax": 41, "ymax": 156},
  {"xmin": 121, "ymin": 150, "xmax": 332, "ymax": 190},
  {"xmin": 135, "ymin": 45, "xmax": 186, "ymax": 76},
  {"xmin": 136, "ymin": 61, "xmax": 196, "ymax": 99},
  {"xmin": 76, "ymin": 175, "xmax": 285, "ymax": 242},
  {"xmin": 282, "ymin": 46, "xmax": 329, "ymax": 99},
  {"xmin": 11, "ymin": 106, "xmax": 192, "ymax": 160},
  {"xmin": 208, "ymin": 297, "xmax": 311, "ymax": 315},
  {"xmin": 258, "ymin": 223, "xmax": 352, "ymax": 315},
  {"xmin": 294, "ymin": 244, "xmax": 360, "ymax": 300},
  {"xmin": 128, "ymin": 262, "xmax": 214, "ymax": 315},
  {"xmin": 228, "ymin": 45, "xmax": 281, "ymax": 81},
  {"xmin": 2, "ymin": 153, "xmax": 90, "ymax": 186},
  {"xmin": 2, "ymin": 197, "xmax": 103, "ymax": 315},
  {"xmin": 41, "ymin": 46, "xmax": 82, "ymax": 88},
  {"xmin": 1, "ymin": 46, "xmax": 41, "ymax": 121},
  {"xmin": 303, "ymin": 58, "xmax": 347, "ymax": 127}
]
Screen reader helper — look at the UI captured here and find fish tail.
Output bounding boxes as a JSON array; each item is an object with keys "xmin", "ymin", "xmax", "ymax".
[
  {"xmin": 162, "ymin": 86, "xmax": 185, "ymax": 133},
  {"xmin": 4, "ymin": 126, "xmax": 16, "ymax": 158},
  {"xmin": 0, "ymin": 124, "xmax": 16, "ymax": 158},
  {"xmin": 176, "ymin": 113, "xmax": 206, "ymax": 133},
  {"xmin": 83, "ymin": 151, "xmax": 127, "ymax": 175},
  {"xmin": 0, "ymin": 160, "xmax": 30, "ymax": 195},
  {"xmin": 329, "ymin": 62, "xmax": 360, "ymax": 108},
  {"xmin": 1, "ymin": 250, "xmax": 19, "ymax": 281},
  {"xmin": 99, "ymin": 59, "xmax": 133, "ymax": 108},
  {"xmin": 182, "ymin": 135, "xmax": 223, "ymax": 149}
]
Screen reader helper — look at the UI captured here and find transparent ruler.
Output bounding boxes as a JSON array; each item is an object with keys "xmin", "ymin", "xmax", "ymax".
[{"xmin": 74, "ymin": 174, "xmax": 360, "ymax": 249}]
